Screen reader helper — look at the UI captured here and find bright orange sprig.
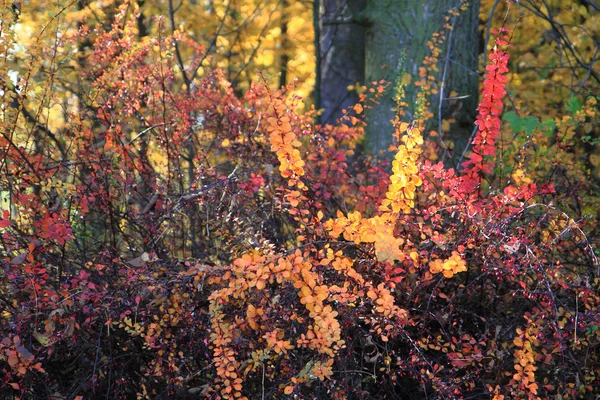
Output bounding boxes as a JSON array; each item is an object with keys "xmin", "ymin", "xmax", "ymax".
[
  {"xmin": 380, "ymin": 121, "xmax": 424, "ymax": 214},
  {"xmin": 266, "ymin": 97, "xmax": 306, "ymax": 189}
]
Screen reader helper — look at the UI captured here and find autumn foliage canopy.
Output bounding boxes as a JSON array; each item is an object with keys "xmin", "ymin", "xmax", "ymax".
[{"xmin": 1, "ymin": 1, "xmax": 599, "ymax": 399}]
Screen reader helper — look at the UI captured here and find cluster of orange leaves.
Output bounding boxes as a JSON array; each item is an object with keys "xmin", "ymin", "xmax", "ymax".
[
  {"xmin": 428, "ymin": 251, "xmax": 467, "ymax": 278},
  {"xmin": 266, "ymin": 96, "xmax": 306, "ymax": 189},
  {"xmin": 510, "ymin": 317, "xmax": 540, "ymax": 398},
  {"xmin": 206, "ymin": 243, "xmax": 409, "ymax": 398},
  {"xmin": 413, "ymin": 5, "xmax": 465, "ymax": 121},
  {"xmin": 381, "ymin": 121, "xmax": 424, "ymax": 214},
  {"xmin": 0, "ymin": 336, "xmax": 45, "ymax": 382}
]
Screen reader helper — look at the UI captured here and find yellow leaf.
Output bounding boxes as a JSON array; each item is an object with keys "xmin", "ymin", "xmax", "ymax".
[
  {"xmin": 442, "ymin": 119, "xmax": 450, "ymax": 132},
  {"xmin": 32, "ymin": 332, "xmax": 51, "ymax": 347}
]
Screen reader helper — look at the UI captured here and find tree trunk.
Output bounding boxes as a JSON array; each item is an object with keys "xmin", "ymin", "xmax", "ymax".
[
  {"xmin": 318, "ymin": 0, "xmax": 367, "ymax": 125},
  {"xmin": 279, "ymin": 0, "xmax": 289, "ymax": 88},
  {"xmin": 363, "ymin": 0, "xmax": 480, "ymax": 163}
]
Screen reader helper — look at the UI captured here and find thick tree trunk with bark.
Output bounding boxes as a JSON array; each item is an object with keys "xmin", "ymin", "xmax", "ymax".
[
  {"xmin": 279, "ymin": 0, "xmax": 289, "ymax": 88},
  {"xmin": 363, "ymin": 0, "xmax": 480, "ymax": 163},
  {"xmin": 318, "ymin": 0, "xmax": 367, "ymax": 125}
]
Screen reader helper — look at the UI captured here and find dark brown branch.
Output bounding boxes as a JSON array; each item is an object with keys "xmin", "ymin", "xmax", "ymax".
[
  {"xmin": 189, "ymin": 0, "xmax": 232, "ymax": 85},
  {"xmin": 168, "ymin": 0, "xmax": 191, "ymax": 88}
]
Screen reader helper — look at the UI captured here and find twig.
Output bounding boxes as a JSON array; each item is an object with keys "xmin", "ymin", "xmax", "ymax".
[
  {"xmin": 168, "ymin": 0, "xmax": 191, "ymax": 87},
  {"xmin": 189, "ymin": 0, "xmax": 231, "ymax": 85},
  {"xmin": 457, "ymin": 125, "xmax": 479, "ymax": 169},
  {"xmin": 127, "ymin": 122, "xmax": 174, "ymax": 145},
  {"xmin": 262, "ymin": 362, "xmax": 265, "ymax": 400},
  {"xmin": 438, "ymin": 6, "xmax": 458, "ymax": 167},
  {"xmin": 482, "ymin": 0, "xmax": 502, "ymax": 71},
  {"xmin": 92, "ymin": 324, "xmax": 103, "ymax": 388}
]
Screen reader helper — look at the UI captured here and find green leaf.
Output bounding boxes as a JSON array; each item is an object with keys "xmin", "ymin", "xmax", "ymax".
[
  {"xmin": 502, "ymin": 111, "xmax": 523, "ymax": 132},
  {"xmin": 541, "ymin": 119, "xmax": 556, "ymax": 138},
  {"xmin": 32, "ymin": 332, "xmax": 51, "ymax": 347},
  {"xmin": 539, "ymin": 67, "xmax": 550, "ymax": 79},
  {"xmin": 565, "ymin": 94, "xmax": 582, "ymax": 114},
  {"xmin": 522, "ymin": 116, "xmax": 540, "ymax": 135},
  {"xmin": 502, "ymin": 112, "xmax": 540, "ymax": 134}
]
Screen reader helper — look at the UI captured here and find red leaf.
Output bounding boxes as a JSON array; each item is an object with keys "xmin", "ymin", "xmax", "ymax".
[
  {"xmin": 468, "ymin": 153, "xmax": 483, "ymax": 164},
  {"xmin": 16, "ymin": 345, "xmax": 33, "ymax": 360},
  {"xmin": 10, "ymin": 253, "xmax": 27, "ymax": 265}
]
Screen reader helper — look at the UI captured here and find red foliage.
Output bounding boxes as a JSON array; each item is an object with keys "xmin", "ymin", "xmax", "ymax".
[
  {"xmin": 1, "ymin": 6, "xmax": 599, "ymax": 400},
  {"xmin": 461, "ymin": 28, "xmax": 511, "ymax": 191}
]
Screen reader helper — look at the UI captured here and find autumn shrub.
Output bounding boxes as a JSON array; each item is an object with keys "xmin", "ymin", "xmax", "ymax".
[{"xmin": 1, "ymin": 2, "xmax": 599, "ymax": 400}]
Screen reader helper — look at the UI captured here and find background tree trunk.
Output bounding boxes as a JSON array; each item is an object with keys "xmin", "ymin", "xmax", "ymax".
[
  {"xmin": 318, "ymin": 0, "xmax": 367, "ymax": 125},
  {"xmin": 279, "ymin": 0, "xmax": 289, "ymax": 88},
  {"xmin": 363, "ymin": 0, "xmax": 480, "ymax": 163}
]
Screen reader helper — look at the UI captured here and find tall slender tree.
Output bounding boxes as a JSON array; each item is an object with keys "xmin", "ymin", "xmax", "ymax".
[
  {"xmin": 317, "ymin": 0, "xmax": 481, "ymax": 163},
  {"xmin": 318, "ymin": 0, "xmax": 367, "ymax": 125},
  {"xmin": 363, "ymin": 0, "xmax": 480, "ymax": 161}
]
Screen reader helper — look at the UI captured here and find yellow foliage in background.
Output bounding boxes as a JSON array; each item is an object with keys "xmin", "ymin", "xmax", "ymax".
[{"xmin": 9, "ymin": 0, "xmax": 315, "ymax": 138}]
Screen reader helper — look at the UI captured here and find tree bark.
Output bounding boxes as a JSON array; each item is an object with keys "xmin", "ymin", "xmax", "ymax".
[
  {"xmin": 279, "ymin": 0, "xmax": 289, "ymax": 88},
  {"xmin": 363, "ymin": 0, "xmax": 480, "ymax": 163},
  {"xmin": 318, "ymin": 0, "xmax": 367, "ymax": 125}
]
